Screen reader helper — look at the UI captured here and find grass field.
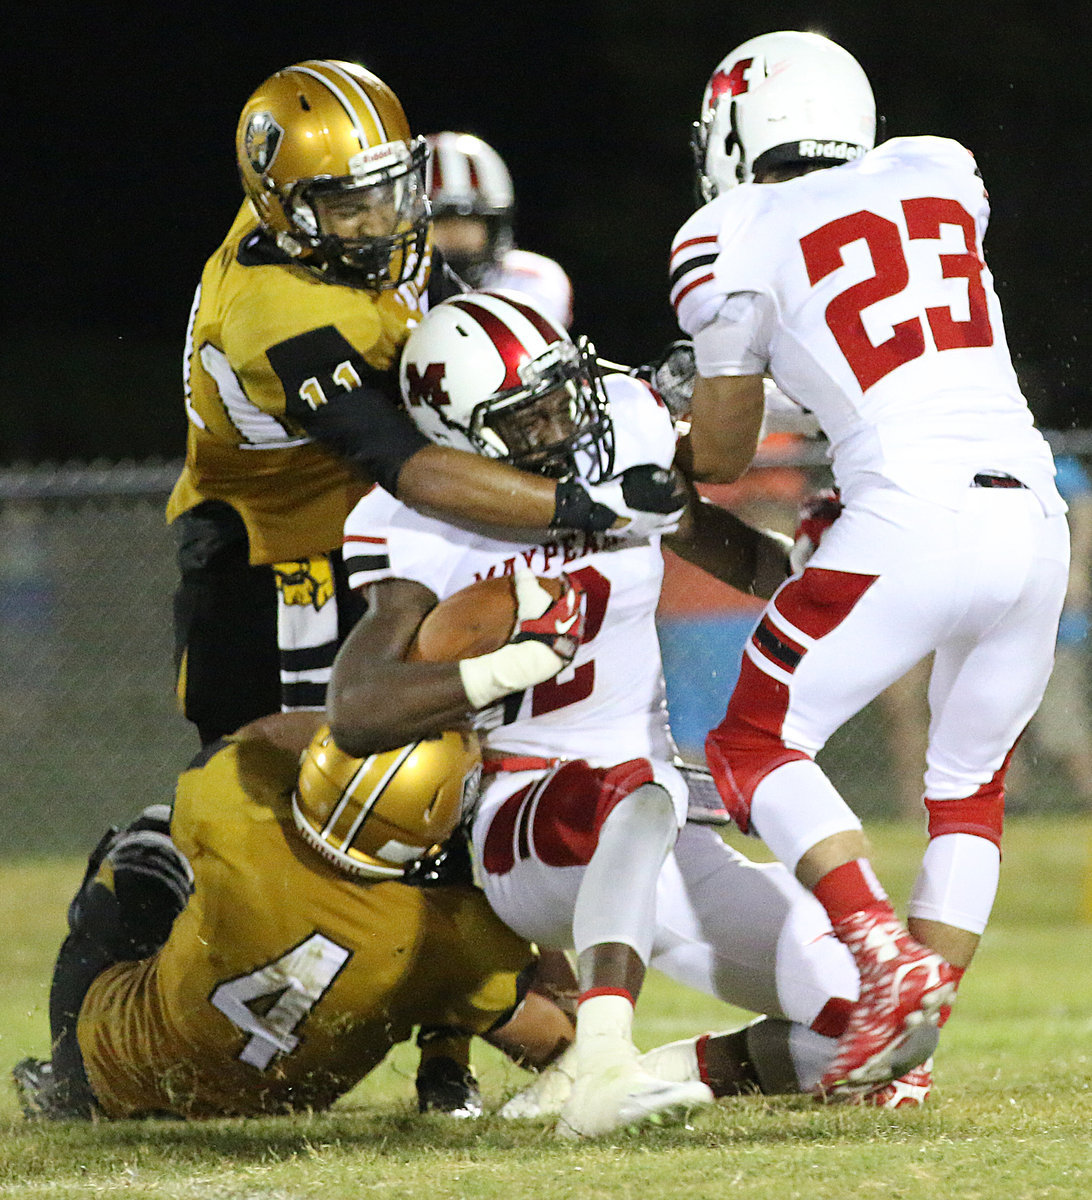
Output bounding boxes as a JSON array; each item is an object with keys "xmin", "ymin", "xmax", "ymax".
[{"xmin": 2, "ymin": 817, "xmax": 1090, "ymax": 1199}]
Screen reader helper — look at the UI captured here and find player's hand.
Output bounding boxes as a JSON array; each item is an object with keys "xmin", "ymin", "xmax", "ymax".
[
  {"xmin": 551, "ymin": 466, "xmax": 687, "ymax": 538},
  {"xmin": 589, "ymin": 465, "xmax": 688, "ymax": 539},
  {"xmin": 458, "ymin": 568, "xmax": 586, "ymax": 709},
  {"xmin": 790, "ymin": 487, "xmax": 843, "ymax": 574},
  {"xmin": 645, "ymin": 339, "xmax": 697, "ymax": 419},
  {"xmin": 509, "ymin": 569, "xmax": 585, "ymax": 666}
]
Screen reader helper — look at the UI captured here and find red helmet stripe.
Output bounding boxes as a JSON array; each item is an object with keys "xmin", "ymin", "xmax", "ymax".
[
  {"xmin": 449, "ymin": 298, "xmax": 531, "ymax": 389},
  {"xmin": 478, "ymin": 290, "xmax": 563, "ymax": 344}
]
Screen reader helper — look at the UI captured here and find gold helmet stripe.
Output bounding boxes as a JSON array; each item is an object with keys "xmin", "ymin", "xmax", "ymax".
[
  {"xmin": 322, "ymin": 741, "xmax": 420, "ymax": 843},
  {"xmin": 286, "ymin": 61, "xmax": 390, "ymax": 149}
]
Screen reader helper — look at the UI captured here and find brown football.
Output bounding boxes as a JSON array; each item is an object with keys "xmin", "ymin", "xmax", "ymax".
[{"xmin": 406, "ymin": 575, "xmax": 564, "ymax": 663}]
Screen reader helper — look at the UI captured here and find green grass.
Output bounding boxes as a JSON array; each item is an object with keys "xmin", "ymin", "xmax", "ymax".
[{"xmin": 2, "ymin": 818, "xmax": 1091, "ymax": 1199}]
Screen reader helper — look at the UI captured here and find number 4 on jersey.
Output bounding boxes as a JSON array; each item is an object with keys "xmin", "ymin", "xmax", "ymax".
[
  {"xmin": 801, "ymin": 196, "xmax": 993, "ymax": 391},
  {"xmin": 209, "ymin": 932, "xmax": 351, "ymax": 1070}
]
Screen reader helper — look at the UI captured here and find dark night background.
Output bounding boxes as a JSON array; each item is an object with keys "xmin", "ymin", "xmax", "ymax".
[{"xmin": 5, "ymin": 0, "xmax": 1091, "ymax": 465}]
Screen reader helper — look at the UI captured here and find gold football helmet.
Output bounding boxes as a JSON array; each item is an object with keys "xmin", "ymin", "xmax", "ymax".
[
  {"xmin": 236, "ymin": 59, "xmax": 431, "ymax": 289},
  {"xmin": 292, "ymin": 727, "xmax": 481, "ymax": 879}
]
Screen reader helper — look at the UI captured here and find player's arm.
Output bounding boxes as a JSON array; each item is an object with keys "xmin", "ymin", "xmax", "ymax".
[
  {"xmin": 304, "ymin": 391, "xmax": 684, "ymax": 536},
  {"xmin": 673, "ymin": 372, "xmax": 767, "ymax": 484},
  {"xmin": 326, "ymin": 577, "xmax": 473, "ymax": 755},
  {"xmin": 669, "ymin": 281, "xmax": 775, "ymax": 483},
  {"xmin": 271, "ymin": 328, "xmax": 682, "ymax": 537},
  {"xmin": 665, "ymin": 479, "xmax": 791, "ymax": 600},
  {"xmin": 327, "ymin": 572, "xmax": 585, "ymax": 757}
]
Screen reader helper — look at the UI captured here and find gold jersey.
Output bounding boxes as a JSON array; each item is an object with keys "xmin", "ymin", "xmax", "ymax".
[
  {"xmin": 167, "ymin": 202, "xmax": 431, "ymax": 565},
  {"xmin": 77, "ymin": 737, "xmax": 532, "ymax": 1118}
]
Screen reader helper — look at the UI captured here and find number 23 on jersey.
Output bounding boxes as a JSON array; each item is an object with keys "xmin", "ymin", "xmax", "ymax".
[{"xmin": 800, "ymin": 196, "xmax": 993, "ymax": 392}]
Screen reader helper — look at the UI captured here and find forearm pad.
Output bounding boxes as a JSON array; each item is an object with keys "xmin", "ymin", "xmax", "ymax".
[{"xmin": 459, "ymin": 641, "xmax": 566, "ymax": 709}]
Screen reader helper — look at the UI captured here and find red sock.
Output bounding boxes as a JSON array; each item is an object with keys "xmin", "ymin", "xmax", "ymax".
[
  {"xmin": 578, "ymin": 986, "xmax": 635, "ymax": 1007},
  {"xmin": 694, "ymin": 1033, "xmax": 712, "ymax": 1089},
  {"xmin": 938, "ymin": 965, "xmax": 966, "ymax": 1026},
  {"xmin": 813, "ymin": 859, "xmax": 891, "ymax": 925}
]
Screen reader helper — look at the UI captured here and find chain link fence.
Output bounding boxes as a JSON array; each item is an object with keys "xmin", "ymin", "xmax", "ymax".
[{"xmin": 2, "ymin": 444, "xmax": 1090, "ymax": 858}]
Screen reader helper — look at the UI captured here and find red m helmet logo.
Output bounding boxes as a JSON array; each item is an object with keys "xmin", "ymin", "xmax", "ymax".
[
  {"xmin": 709, "ymin": 58, "xmax": 753, "ymax": 101},
  {"xmin": 405, "ymin": 362, "xmax": 451, "ymax": 413}
]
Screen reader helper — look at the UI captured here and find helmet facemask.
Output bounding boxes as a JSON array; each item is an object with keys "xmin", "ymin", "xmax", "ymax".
[
  {"xmin": 288, "ymin": 137, "xmax": 431, "ymax": 290},
  {"xmin": 470, "ymin": 338, "xmax": 615, "ymax": 484}
]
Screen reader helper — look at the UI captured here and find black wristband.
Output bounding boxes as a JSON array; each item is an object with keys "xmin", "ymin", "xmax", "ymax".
[{"xmin": 550, "ymin": 478, "xmax": 616, "ymax": 532}]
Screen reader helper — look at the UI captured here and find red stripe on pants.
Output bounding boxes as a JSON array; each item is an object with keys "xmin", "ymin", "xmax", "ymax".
[{"xmin": 706, "ymin": 568, "xmax": 878, "ymax": 832}]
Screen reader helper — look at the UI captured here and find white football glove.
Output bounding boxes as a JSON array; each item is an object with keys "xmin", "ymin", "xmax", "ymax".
[{"xmin": 458, "ymin": 568, "xmax": 585, "ymax": 709}]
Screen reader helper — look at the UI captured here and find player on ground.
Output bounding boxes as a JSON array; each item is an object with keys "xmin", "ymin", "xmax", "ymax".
[
  {"xmin": 670, "ymin": 31, "xmax": 1069, "ymax": 1097},
  {"xmin": 169, "ymin": 59, "xmax": 683, "ymax": 747},
  {"xmin": 424, "ymin": 131, "xmax": 574, "ymax": 329},
  {"xmin": 13, "ymin": 713, "xmax": 575, "ymax": 1120},
  {"xmin": 332, "ymin": 291, "xmax": 935, "ymax": 1132}
]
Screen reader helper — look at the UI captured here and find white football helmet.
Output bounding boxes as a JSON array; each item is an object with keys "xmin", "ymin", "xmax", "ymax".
[
  {"xmin": 692, "ymin": 31, "xmax": 876, "ymax": 202},
  {"xmin": 424, "ymin": 132, "xmax": 515, "ymax": 284},
  {"xmin": 400, "ymin": 290, "xmax": 614, "ymax": 482}
]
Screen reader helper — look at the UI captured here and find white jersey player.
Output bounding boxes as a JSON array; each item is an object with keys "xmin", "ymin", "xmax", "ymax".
[
  {"xmin": 673, "ymin": 31, "xmax": 1069, "ymax": 1099},
  {"xmin": 331, "ymin": 292, "xmax": 920, "ymax": 1132},
  {"xmin": 424, "ymin": 132, "xmax": 574, "ymax": 328}
]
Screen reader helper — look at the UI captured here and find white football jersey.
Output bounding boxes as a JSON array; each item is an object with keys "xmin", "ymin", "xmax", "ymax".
[
  {"xmin": 671, "ymin": 136, "xmax": 1063, "ymax": 514},
  {"xmin": 344, "ymin": 374, "xmax": 676, "ymax": 764},
  {"xmin": 481, "ymin": 248, "xmax": 574, "ymax": 330}
]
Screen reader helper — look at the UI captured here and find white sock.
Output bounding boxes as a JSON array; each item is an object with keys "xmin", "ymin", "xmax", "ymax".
[
  {"xmin": 750, "ymin": 760, "xmax": 862, "ymax": 875},
  {"xmin": 638, "ymin": 1036, "xmax": 704, "ymax": 1085},
  {"xmin": 575, "ymin": 994, "xmax": 636, "ymax": 1071},
  {"xmin": 908, "ymin": 833, "xmax": 1000, "ymax": 935}
]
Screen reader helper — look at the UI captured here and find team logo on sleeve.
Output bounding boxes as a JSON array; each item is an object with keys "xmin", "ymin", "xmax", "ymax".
[{"xmin": 243, "ymin": 111, "xmax": 284, "ymax": 175}]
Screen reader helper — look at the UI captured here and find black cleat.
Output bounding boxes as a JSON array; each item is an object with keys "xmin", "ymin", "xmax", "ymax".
[
  {"xmin": 415, "ymin": 1056, "xmax": 483, "ymax": 1119},
  {"xmin": 12, "ymin": 1058, "xmax": 88, "ymax": 1120}
]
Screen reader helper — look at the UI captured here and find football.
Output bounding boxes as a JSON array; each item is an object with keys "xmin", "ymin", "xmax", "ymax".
[{"xmin": 406, "ymin": 575, "xmax": 564, "ymax": 662}]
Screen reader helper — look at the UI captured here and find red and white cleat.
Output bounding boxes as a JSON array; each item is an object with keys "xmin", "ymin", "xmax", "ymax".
[
  {"xmin": 865, "ymin": 1058, "xmax": 933, "ymax": 1108},
  {"xmin": 818, "ymin": 908, "xmax": 958, "ymax": 1097},
  {"xmin": 822, "ymin": 1058, "xmax": 933, "ymax": 1108}
]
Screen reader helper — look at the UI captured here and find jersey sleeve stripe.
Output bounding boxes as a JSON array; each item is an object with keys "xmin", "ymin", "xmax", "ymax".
[
  {"xmin": 344, "ymin": 552, "xmax": 389, "ymax": 573},
  {"xmin": 671, "ymin": 272, "xmax": 716, "ymax": 311},
  {"xmin": 344, "ymin": 535, "xmax": 387, "ymax": 545},
  {"xmin": 669, "ymin": 253, "xmax": 718, "ymax": 289},
  {"xmin": 671, "ymin": 234, "xmax": 719, "ymax": 259}
]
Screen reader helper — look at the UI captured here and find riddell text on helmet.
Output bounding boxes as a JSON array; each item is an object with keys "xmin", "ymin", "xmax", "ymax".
[{"xmin": 797, "ymin": 140, "xmax": 865, "ymax": 161}]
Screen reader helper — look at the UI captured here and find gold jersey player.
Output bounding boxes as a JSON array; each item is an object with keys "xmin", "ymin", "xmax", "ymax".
[
  {"xmin": 169, "ymin": 59, "xmax": 684, "ymax": 746},
  {"xmin": 13, "ymin": 714, "xmax": 575, "ymax": 1119}
]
